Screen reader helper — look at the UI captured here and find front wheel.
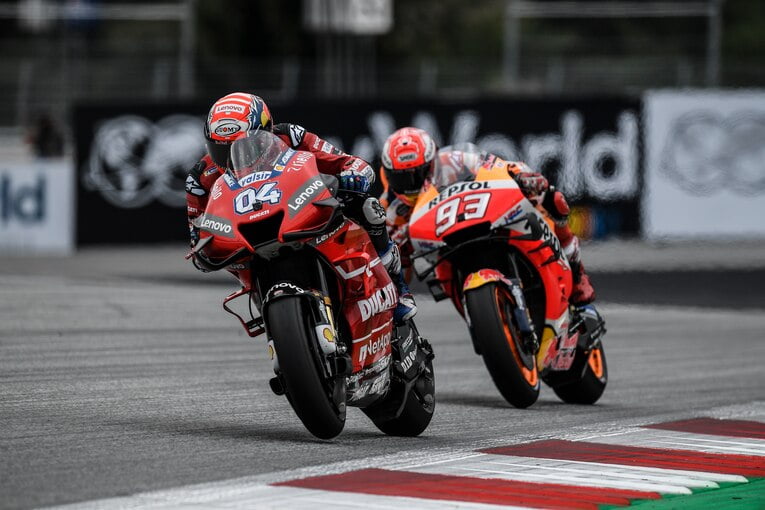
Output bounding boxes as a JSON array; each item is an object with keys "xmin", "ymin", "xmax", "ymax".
[
  {"xmin": 266, "ymin": 296, "xmax": 345, "ymax": 439},
  {"xmin": 552, "ymin": 344, "xmax": 608, "ymax": 405},
  {"xmin": 466, "ymin": 283, "xmax": 540, "ymax": 408}
]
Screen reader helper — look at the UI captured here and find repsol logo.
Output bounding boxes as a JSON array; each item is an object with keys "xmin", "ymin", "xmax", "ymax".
[
  {"xmin": 359, "ymin": 331, "xmax": 392, "ymax": 363},
  {"xmin": 1, "ymin": 176, "xmax": 45, "ymax": 224},
  {"xmin": 357, "ymin": 282, "xmax": 397, "ymax": 321},
  {"xmin": 200, "ymin": 215, "xmax": 234, "ymax": 238},
  {"xmin": 428, "ymin": 181, "xmax": 489, "ymax": 208},
  {"xmin": 287, "ymin": 178, "xmax": 324, "ymax": 216}
]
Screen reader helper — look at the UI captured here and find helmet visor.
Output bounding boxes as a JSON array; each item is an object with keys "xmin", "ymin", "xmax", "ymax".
[
  {"xmin": 205, "ymin": 139, "xmax": 231, "ymax": 169},
  {"xmin": 386, "ymin": 161, "xmax": 432, "ymax": 196}
]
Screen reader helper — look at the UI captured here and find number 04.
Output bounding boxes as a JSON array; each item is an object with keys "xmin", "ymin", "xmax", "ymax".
[{"xmin": 435, "ymin": 192, "xmax": 490, "ymax": 237}]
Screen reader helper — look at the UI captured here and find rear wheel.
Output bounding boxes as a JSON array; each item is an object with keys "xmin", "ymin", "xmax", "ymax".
[
  {"xmin": 552, "ymin": 344, "xmax": 608, "ymax": 404},
  {"xmin": 466, "ymin": 283, "xmax": 540, "ymax": 408},
  {"xmin": 266, "ymin": 296, "xmax": 345, "ymax": 439}
]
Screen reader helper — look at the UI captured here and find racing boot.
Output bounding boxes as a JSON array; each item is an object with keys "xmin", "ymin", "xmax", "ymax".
[
  {"xmin": 561, "ymin": 233, "xmax": 595, "ymax": 305},
  {"xmin": 381, "ymin": 240, "xmax": 417, "ymax": 323}
]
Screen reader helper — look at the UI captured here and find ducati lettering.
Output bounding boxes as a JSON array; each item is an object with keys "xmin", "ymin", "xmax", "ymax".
[
  {"xmin": 287, "ymin": 178, "xmax": 325, "ymax": 217},
  {"xmin": 199, "ymin": 214, "xmax": 235, "ymax": 238},
  {"xmin": 428, "ymin": 181, "xmax": 489, "ymax": 208},
  {"xmin": 357, "ymin": 282, "xmax": 397, "ymax": 321},
  {"xmin": 359, "ymin": 331, "xmax": 392, "ymax": 363}
]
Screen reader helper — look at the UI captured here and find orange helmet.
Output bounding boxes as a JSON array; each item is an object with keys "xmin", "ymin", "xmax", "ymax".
[
  {"xmin": 381, "ymin": 127, "xmax": 437, "ymax": 204},
  {"xmin": 204, "ymin": 92, "xmax": 273, "ymax": 168}
]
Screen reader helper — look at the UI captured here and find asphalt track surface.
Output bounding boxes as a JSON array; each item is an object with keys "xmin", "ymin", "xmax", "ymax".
[{"xmin": 1, "ymin": 242, "xmax": 764, "ymax": 509}]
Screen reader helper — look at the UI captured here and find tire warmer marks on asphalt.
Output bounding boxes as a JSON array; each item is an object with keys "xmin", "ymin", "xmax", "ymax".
[{"xmin": 275, "ymin": 417, "xmax": 765, "ymax": 509}]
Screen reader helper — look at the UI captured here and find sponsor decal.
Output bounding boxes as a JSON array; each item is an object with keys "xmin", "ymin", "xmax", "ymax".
[
  {"xmin": 359, "ymin": 330, "xmax": 392, "ymax": 364},
  {"xmin": 213, "ymin": 121, "xmax": 242, "ymax": 137},
  {"xmin": 502, "ymin": 204, "xmax": 524, "ymax": 224},
  {"xmin": 428, "ymin": 181, "xmax": 490, "ymax": 208},
  {"xmin": 248, "ymin": 209, "xmax": 271, "ymax": 220},
  {"xmin": 320, "ymin": 141, "xmax": 333, "ymax": 154},
  {"xmin": 200, "ymin": 214, "xmax": 235, "ymax": 238},
  {"xmin": 267, "ymin": 282, "xmax": 304, "ymax": 300},
  {"xmin": 289, "ymin": 124, "xmax": 306, "ymax": 147},
  {"xmin": 287, "ymin": 178, "xmax": 325, "ymax": 217},
  {"xmin": 214, "ymin": 104, "xmax": 245, "ymax": 114},
  {"xmin": 400, "ymin": 349, "xmax": 417, "ymax": 372},
  {"xmin": 238, "ymin": 171, "xmax": 274, "ymax": 187},
  {"xmin": 204, "ymin": 167, "xmax": 219, "ymax": 176},
  {"xmin": 211, "ymin": 180, "xmax": 223, "ymax": 200},
  {"xmin": 357, "ymin": 282, "xmax": 397, "ymax": 321},
  {"xmin": 185, "ymin": 175, "xmax": 205, "ymax": 196},
  {"xmin": 287, "ymin": 152, "xmax": 312, "ymax": 172},
  {"xmin": 222, "ymin": 173, "xmax": 237, "ymax": 189},
  {"xmin": 311, "ymin": 221, "xmax": 345, "ymax": 245},
  {"xmin": 276, "ymin": 149, "xmax": 296, "ymax": 167}
]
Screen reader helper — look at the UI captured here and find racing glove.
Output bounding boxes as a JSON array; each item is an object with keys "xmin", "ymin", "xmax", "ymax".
[
  {"xmin": 339, "ymin": 162, "xmax": 375, "ymax": 193},
  {"xmin": 515, "ymin": 171, "xmax": 549, "ymax": 197}
]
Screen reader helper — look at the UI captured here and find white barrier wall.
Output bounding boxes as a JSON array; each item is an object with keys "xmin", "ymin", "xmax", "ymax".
[
  {"xmin": 642, "ymin": 90, "xmax": 765, "ymax": 240},
  {"xmin": 0, "ymin": 159, "xmax": 75, "ymax": 254}
]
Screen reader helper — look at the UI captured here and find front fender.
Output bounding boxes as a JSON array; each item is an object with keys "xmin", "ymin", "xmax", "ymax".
[
  {"xmin": 462, "ymin": 269, "xmax": 513, "ymax": 293},
  {"xmin": 262, "ymin": 282, "xmax": 338, "ymax": 356}
]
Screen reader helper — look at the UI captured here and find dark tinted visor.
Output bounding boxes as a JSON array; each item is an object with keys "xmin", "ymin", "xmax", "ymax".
[
  {"xmin": 205, "ymin": 139, "xmax": 231, "ymax": 169},
  {"xmin": 386, "ymin": 161, "xmax": 431, "ymax": 195}
]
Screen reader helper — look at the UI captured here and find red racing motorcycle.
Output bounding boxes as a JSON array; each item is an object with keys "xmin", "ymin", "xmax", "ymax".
[
  {"xmin": 190, "ymin": 130, "xmax": 435, "ymax": 439},
  {"xmin": 409, "ymin": 144, "xmax": 607, "ymax": 409}
]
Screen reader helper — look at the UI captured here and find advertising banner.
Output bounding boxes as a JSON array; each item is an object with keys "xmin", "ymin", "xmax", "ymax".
[
  {"xmin": 74, "ymin": 97, "xmax": 640, "ymax": 244},
  {"xmin": 0, "ymin": 158, "xmax": 75, "ymax": 254},
  {"xmin": 642, "ymin": 90, "xmax": 765, "ymax": 240},
  {"xmin": 74, "ymin": 103, "xmax": 208, "ymax": 244}
]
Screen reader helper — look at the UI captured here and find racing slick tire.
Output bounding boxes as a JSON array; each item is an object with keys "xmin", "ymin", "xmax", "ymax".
[
  {"xmin": 266, "ymin": 296, "xmax": 346, "ymax": 439},
  {"xmin": 552, "ymin": 344, "xmax": 608, "ymax": 405},
  {"xmin": 466, "ymin": 283, "xmax": 540, "ymax": 409}
]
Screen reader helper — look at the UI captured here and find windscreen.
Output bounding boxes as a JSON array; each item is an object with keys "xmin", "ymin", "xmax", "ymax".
[
  {"xmin": 229, "ymin": 130, "xmax": 290, "ymax": 180},
  {"xmin": 430, "ymin": 143, "xmax": 486, "ymax": 190}
]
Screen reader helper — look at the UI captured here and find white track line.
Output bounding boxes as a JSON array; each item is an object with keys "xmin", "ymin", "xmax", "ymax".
[{"xmin": 590, "ymin": 428, "xmax": 765, "ymax": 456}]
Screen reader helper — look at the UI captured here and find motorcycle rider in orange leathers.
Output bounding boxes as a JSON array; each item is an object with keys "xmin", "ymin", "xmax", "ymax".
[
  {"xmin": 186, "ymin": 93, "xmax": 416, "ymax": 323},
  {"xmin": 379, "ymin": 127, "xmax": 596, "ymax": 311}
]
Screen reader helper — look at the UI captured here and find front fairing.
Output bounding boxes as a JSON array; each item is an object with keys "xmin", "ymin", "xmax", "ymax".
[{"xmin": 197, "ymin": 131, "xmax": 335, "ymax": 265}]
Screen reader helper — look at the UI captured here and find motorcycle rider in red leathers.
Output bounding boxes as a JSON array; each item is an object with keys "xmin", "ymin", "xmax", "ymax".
[
  {"xmin": 186, "ymin": 93, "xmax": 417, "ymax": 323},
  {"xmin": 380, "ymin": 126, "xmax": 596, "ymax": 306}
]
